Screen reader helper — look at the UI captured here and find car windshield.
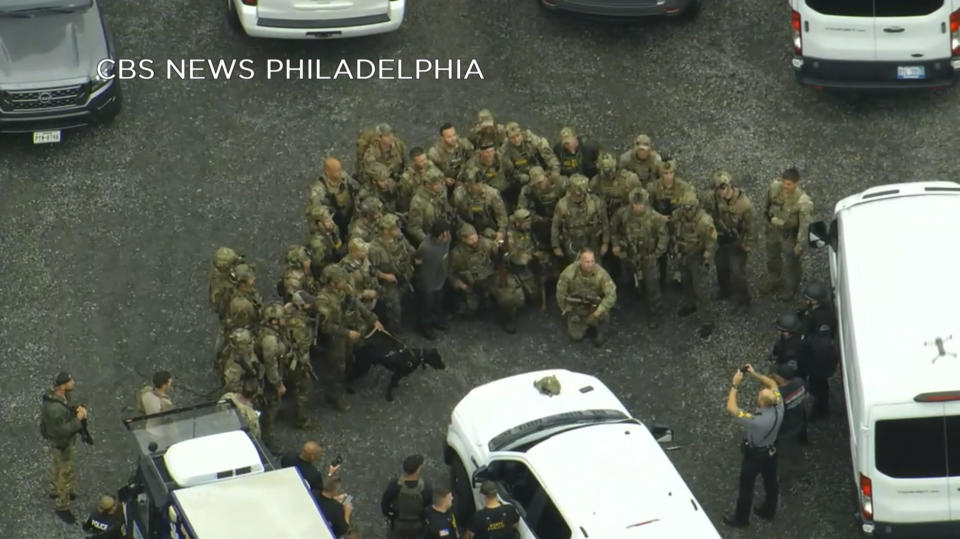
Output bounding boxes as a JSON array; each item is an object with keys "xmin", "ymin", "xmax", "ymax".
[
  {"xmin": 0, "ymin": 0, "xmax": 90, "ymax": 14},
  {"xmin": 124, "ymin": 401, "xmax": 244, "ymax": 456},
  {"xmin": 489, "ymin": 409, "xmax": 632, "ymax": 452}
]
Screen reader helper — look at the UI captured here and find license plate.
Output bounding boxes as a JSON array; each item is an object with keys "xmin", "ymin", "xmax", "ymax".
[
  {"xmin": 897, "ymin": 65, "xmax": 925, "ymax": 80},
  {"xmin": 32, "ymin": 130, "xmax": 61, "ymax": 144}
]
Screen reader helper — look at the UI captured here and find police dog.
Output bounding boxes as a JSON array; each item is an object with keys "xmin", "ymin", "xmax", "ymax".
[{"xmin": 346, "ymin": 332, "xmax": 445, "ymax": 401}]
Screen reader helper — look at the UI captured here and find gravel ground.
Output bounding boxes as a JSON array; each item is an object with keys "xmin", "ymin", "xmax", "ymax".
[{"xmin": 2, "ymin": 0, "xmax": 958, "ymax": 537}]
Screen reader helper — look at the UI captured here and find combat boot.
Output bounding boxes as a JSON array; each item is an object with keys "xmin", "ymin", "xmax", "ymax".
[
  {"xmin": 759, "ymin": 280, "xmax": 781, "ymax": 295},
  {"xmin": 499, "ymin": 309, "xmax": 517, "ymax": 334},
  {"xmin": 677, "ymin": 304, "xmax": 697, "ymax": 318},
  {"xmin": 326, "ymin": 395, "xmax": 351, "ymax": 412},
  {"xmin": 593, "ymin": 326, "xmax": 606, "ymax": 347}
]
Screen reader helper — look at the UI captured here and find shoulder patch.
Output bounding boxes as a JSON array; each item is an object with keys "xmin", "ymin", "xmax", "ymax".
[{"xmin": 737, "ymin": 410, "xmax": 753, "ymax": 419}]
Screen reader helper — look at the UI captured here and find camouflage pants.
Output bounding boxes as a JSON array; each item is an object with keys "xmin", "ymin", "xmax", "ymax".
[
  {"xmin": 321, "ymin": 337, "xmax": 350, "ymax": 403},
  {"xmin": 377, "ymin": 283, "xmax": 406, "ymax": 332},
  {"xmin": 563, "ymin": 307, "xmax": 608, "ymax": 340},
  {"xmin": 716, "ymin": 242, "xmax": 751, "ymax": 304},
  {"xmin": 679, "ymin": 251, "xmax": 712, "ymax": 324},
  {"xmin": 623, "ymin": 254, "xmax": 662, "ymax": 313},
  {"xmin": 512, "ymin": 266, "xmax": 542, "ymax": 306},
  {"xmin": 458, "ymin": 277, "xmax": 524, "ymax": 314},
  {"xmin": 765, "ymin": 228, "xmax": 802, "ymax": 295},
  {"xmin": 286, "ymin": 366, "xmax": 314, "ymax": 426},
  {"xmin": 259, "ymin": 387, "xmax": 281, "ymax": 443},
  {"xmin": 48, "ymin": 443, "xmax": 75, "ymax": 510}
]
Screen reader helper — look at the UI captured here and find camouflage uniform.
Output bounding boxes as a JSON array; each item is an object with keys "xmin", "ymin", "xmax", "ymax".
[
  {"xmin": 555, "ymin": 259, "xmax": 617, "ymax": 343},
  {"xmin": 398, "ymin": 159, "xmax": 441, "ymax": 214},
  {"xmin": 763, "ymin": 178, "xmax": 814, "ymax": 299},
  {"xmin": 460, "ymin": 150, "xmax": 511, "ymax": 204},
  {"xmin": 41, "ymin": 386, "xmax": 82, "ymax": 512},
  {"xmin": 362, "ymin": 124, "xmax": 407, "ymax": 181},
  {"xmin": 315, "ymin": 265, "xmax": 378, "ymax": 411},
  {"xmin": 448, "ymin": 223, "xmax": 525, "ymax": 321},
  {"xmin": 221, "ymin": 328, "xmax": 265, "ymax": 395},
  {"xmin": 309, "ymin": 171, "xmax": 360, "ymax": 235},
  {"xmin": 208, "ymin": 247, "xmax": 243, "ymax": 319},
  {"xmin": 505, "ymin": 209, "xmax": 549, "ymax": 309},
  {"xmin": 703, "ymin": 170, "xmax": 756, "ymax": 305},
  {"xmin": 673, "ymin": 191, "xmax": 718, "ymax": 335},
  {"xmin": 649, "ymin": 159, "xmax": 693, "ymax": 219},
  {"xmin": 610, "ymin": 189, "xmax": 669, "ymax": 318},
  {"xmin": 467, "ymin": 109, "xmax": 507, "ymax": 148},
  {"xmin": 357, "ymin": 162, "xmax": 401, "ymax": 214},
  {"xmin": 307, "ymin": 205, "xmax": 346, "ymax": 278},
  {"xmin": 337, "ymin": 238, "xmax": 381, "ymax": 312},
  {"xmin": 368, "ymin": 214, "xmax": 415, "ymax": 331},
  {"xmin": 590, "ymin": 153, "xmax": 643, "ymax": 219},
  {"xmin": 453, "ymin": 179, "xmax": 508, "ymax": 239},
  {"xmin": 284, "ymin": 308, "xmax": 316, "ymax": 426},
  {"xmin": 518, "ymin": 167, "xmax": 568, "ymax": 275},
  {"xmin": 217, "ymin": 264, "xmax": 261, "ymax": 368},
  {"xmin": 618, "ymin": 134, "xmax": 662, "ymax": 188},
  {"xmin": 347, "ymin": 197, "xmax": 385, "ymax": 242},
  {"xmin": 428, "ymin": 133, "xmax": 474, "ymax": 184},
  {"xmin": 551, "ymin": 175, "xmax": 609, "ymax": 261},
  {"xmin": 501, "ymin": 122, "xmax": 561, "ymax": 186},
  {"xmin": 279, "ymin": 245, "xmax": 317, "ymax": 302},
  {"xmin": 553, "ymin": 127, "xmax": 601, "ymax": 178},
  {"xmin": 407, "ymin": 171, "xmax": 458, "ymax": 245},
  {"xmin": 220, "ymin": 391, "xmax": 261, "ymax": 439},
  {"xmin": 256, "ymin": 305, "xmax": 288, "ymax": 446}
]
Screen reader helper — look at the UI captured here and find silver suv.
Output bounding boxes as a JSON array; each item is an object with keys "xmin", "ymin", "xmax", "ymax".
[{"xmin": 0, "ymin": 0, "xmax": 121, "ymax": 143}]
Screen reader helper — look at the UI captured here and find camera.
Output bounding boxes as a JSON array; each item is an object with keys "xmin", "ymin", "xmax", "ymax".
[
  {"xmin": 740, "ymin": 365, "xmax": 750, "ymax": 375},
  {"xmin": 331, "ymin": 455, "xmax": 343, "ymax": 467}
]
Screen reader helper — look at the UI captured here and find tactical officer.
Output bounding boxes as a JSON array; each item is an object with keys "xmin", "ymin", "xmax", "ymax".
[
  {"xmin": 618, "ymin": 134, "xmax": 662, "ymax": 188},
  {"xmin": 220, "ymin": 263, "xmax": 262, "ymax": 333},
  {"xmin": 423, "ymin": 488, "xmax": 459, "ymax": 539},
  {"xmin": 703, "ymin": 169, "xmax": 755, "ymax": 307},
  {"xmin": 673, "ymin": 191, "xmax": 718, "ymax": 339},
  {"xmin": 220, "ymin": 378, "xmax": 262, "ymax": 439},
  {"xmin": 551, "ymin": 174, "xmax": 609, "ymax": 262},
  {"xmin": 452, "ymin": 172, "xmax": 508, "ymax": 242},
  {"xmin": 279, "ymin": 244, "xmax": 316, "ymax": 302},
  {"xmin": 313, "ymin": 157, "xmax": 360, "ymax": 237},
  {"xmin": 723, "ymin": 365, "xmax": 784, "ymax": 528},
  {"xmin": 590, "ymin": 152, "xmax": 642, "ymax": 219},
  {"xmin": 347, "ymin": 195, "xmax": 385, "ymax": 242},
  {"xmin": 408, "ymin": 169, "xmax": 458, "ymax": 245},
  {"xmin": 610, "ymin": 188, "xmax": 669, "ymax": 327},
  {"xmin": 448, "ymin": 223, "xmax": 525, "ymax": 331},
  {"xmin": 762, "ymin": 167, "xmax": 814, "ymax": 300},
  {"xmin": 428, "ymin": 122, "xmax": 474, "ymax": 187},
  {"xmin": 555, "ymin": 249, "xmax": 617, "ymax": 346},
  {"xmin": 285, "ymin": 294, "xmax": 317, "ymax": 428},
  {"xmin": 501, "ymin": 122, "xmax": 561, "ymax": 188},
  {"xmin": 799, "ymin": 282, "xmax": 838, "ymax": 419},
  {"xmin": 554, "ymin": 126, "xmax": 600, "ymax": 178},
  {"xmin": 307, "ymin": 204, "xmax": 346, "ymax": 276},
  {"xmin": 368, "ymin": 213, "xmax": 416, "ymax": 331},
  {"xmin": 221, "ymin": 328, "xmax": 264, "ymax": 395},
  {"xmin": 362, "ymin": 123, "xmax": 408, "ymax": 182},
  {"xmin": 467, "ymin": 109, "xmax": 507, "ymax": 149},
  {"xmin": 399, "ymin": 147, "xmax": 441, "ymax": 212},
  {"xmin": 518, "ymin": 166, "xmax": 567, "ymax": 270},
  {"xmin": 769, "ymin": 312, "xmax": 806, "ymax": 370},
  {"xmin": 208, "ymin": 246, "xmax": 244, "ymax": 319},
  {"xmin": 256, "ymin": 303, "xmax": 288, "ymax": 449},
  {"xmin": 381, "ymin": 454, "xmax": 433, "ymax": 539},
  {"xmin": 358, "ymin": 162, "xmax": 401, "ymax": 215},
  {"xmin": 337, "ymin": 237, "xmax": 381, "ymax": 311},
  {"xmin": 463, "ymin": 481, "xmax": 520, "ymax": 539},
  {"xmin": 461, "ymin": 139, "xmax": 511, "ymax": 207},
  {"xmin": 506, "ymin": 208, "xmax": 549, "ymax": 311},
  {"xmin": 82, "ymin": 495, "xmax": 125, "ymax": 538},
  {"xmin": 649, "ymin": 158, "xmax": 692, "ymax": 220},
  {"xmin": 41, "ymin": 371, "xmax": 88, "ymax": 523}
]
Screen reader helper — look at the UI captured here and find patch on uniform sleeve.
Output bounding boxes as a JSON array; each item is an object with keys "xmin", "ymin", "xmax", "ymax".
[
  {"xmin": 439, "ymin": 530, "xmax": 450, "ymax": 536},
  {"xmin": 737, "ymin": 410, "xmax": 753, "ymax": 419}
]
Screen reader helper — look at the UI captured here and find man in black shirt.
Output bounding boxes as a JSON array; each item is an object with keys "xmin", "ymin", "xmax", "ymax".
[
  {"xmin": 280, "ymin": 441, "xmax": 339, "ymax": 494},
  {"xmin": 381, "ymin": 454, "xmax": 433, "ymax": 539},
  {"xmin": 553, "ymin": 127, "xmax": 600, "ymax": 179},
  {"xmin": 424, "ymin": 487, "xmax": 459, "ymax": 539},
  {"xmin": 464, "ymin": 481, "xmax": 520, "ymax": 539},
  {"xmin": 316, "ymin": 477, "xmax": 354, "ymax": 539},
  {"xmin": 82, "ymin": 495, "xmax": 124, "ymax": 538}
]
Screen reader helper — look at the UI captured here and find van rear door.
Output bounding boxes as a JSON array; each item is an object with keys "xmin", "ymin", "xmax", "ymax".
[
  {"xmin": 945, "ymin": 412, "xmax": 960, "ymax": 519},
  {"xmin": 801, "ymin": 0, "xmax": 876, "ymax": 60},
  {"xmin": 872, "ymin": 405, "xmax": 950, "ymax": 523},
  {"xmin": 873, "ymin": 0, "xmax": 951, "ymax": 68}
]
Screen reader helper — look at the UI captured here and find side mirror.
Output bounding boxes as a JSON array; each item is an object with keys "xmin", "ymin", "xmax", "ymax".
[
  {"xmin": 471, "ymin": 465, "xmax": 490, "ymax": 486},
  {"xmin": 650, "ymin": 424, "xmax": 674, "ymax": 444},
  {"xmin": 808, "ymin": 221, "xmax": 832, "ymax": 249}
]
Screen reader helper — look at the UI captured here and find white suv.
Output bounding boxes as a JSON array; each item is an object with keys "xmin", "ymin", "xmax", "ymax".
[
  {"xmin": 789, "ymin": 0, "xmax": 960, "ymax": 88},
  {"xmin": 443, "ymin": 369, "xmax": 720, "ymax": 539},
  {"xmin": 227, "ymin": 0, "xmax": 404, "ymax": 39}
]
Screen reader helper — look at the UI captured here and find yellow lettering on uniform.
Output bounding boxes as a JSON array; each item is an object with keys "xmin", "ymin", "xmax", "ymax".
[
  {"xmin": 471, "ymin": 206, "xmax": 484, "ymax": 212},
  {"xmin": 514, "ymin": 158, "xmax": 528, "ymax": 167}
]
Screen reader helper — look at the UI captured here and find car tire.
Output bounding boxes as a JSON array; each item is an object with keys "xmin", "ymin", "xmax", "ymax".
[
  {"xmin": 100, "ymin": 84, "xmax": 123, "ymax": 124},
  {"xmin": 450, "ymin": 456, "xmax": 475, "ymax": 526},
  {"xmin": 679, "ymin": 0, "xmax": 700, "ymax": 20},
  {"xmin": 226, "ymin": 0, "xmax": 242, "ymax": 32}
]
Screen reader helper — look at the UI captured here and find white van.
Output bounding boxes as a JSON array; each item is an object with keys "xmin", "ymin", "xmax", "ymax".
[
  {"xmin": 789, "ymin": 0, "xmax": 960, "ymax": 88},
  {"xmin": 808, "ymin": 181, "xmax": 960, "ymax": 537}
]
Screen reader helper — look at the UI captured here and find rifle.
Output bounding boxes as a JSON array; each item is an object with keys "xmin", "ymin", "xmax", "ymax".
[
  {"xmin": 565, "ymin": 295, "xmax": 601, "ymax": 311},
  {"xmin": 495, "ymin": 236, "xmax": 509, "ymax": 288},
  {"xmin": 71, "ymin": 405, "xmax": 94, "ymax": 445}
]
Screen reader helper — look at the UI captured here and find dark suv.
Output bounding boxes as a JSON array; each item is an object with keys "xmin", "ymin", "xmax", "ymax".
[{"xmin": 0, "ymin": 0, "xmax": 121, "ymax": 142}]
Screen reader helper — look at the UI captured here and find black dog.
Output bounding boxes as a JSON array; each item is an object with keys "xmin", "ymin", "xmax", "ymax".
[{"xmin": 346, "ymin": 332, "xmax": 445, "ymax": 401}]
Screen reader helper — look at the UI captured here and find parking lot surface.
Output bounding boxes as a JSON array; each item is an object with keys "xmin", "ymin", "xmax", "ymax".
[{"xmin": 3, "ymin": 0, "xmax": 959, "ymax": 537}]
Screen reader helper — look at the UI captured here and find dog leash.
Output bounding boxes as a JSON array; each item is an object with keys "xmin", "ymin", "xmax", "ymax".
[{"xmin": 364, "ymin": 326, "xmax": 408, "ymax": 349}]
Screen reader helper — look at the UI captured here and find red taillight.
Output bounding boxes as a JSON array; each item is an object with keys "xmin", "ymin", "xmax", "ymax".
[
  {"xmin": 951, "ymin": 9, "xmax": 960, "ymax": 56},
  {"xmin": 241, "ymin": 0, "xmax": 256, "ymax": 5},
  {"xmin": 914, "ymin": 391, "xmax": 960, "ymax": 402},
  {"xmin": 791, "ymin": 10, "xmax": 802, "ymax": 56},
  {"xmin": 860, "ymin": 473, "xmax": 873, "ymax": 521}
]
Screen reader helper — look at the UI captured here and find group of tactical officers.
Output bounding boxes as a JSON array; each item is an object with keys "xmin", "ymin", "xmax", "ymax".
[{"xmin": 203, "ymin": 109, "xmax": 817, "ymax": 441}]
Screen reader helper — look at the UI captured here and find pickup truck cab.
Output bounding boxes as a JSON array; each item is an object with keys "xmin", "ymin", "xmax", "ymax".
[
  {"xmin": 119, "ymin": 401, "xmax": 334, "ymax": 539},
  {"xmin": 443, "ymin": 369, "xmax": 720, "ymax": 538}
]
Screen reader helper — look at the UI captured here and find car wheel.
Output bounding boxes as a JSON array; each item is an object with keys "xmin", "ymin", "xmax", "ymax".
[
  {"xmin": 680, "ymin": 0, "xmax": 700, "ymax": 19},
  {"xmin": 226, "ymin": 0, "xmax": 242, "ymax": 31},
  {"xmin": 100, "ymin": 84, "xmax": 122, "ymax": 124},
  {"xmin": 450, "ymin": 456, "xmax": 475, "ymax": 526}
]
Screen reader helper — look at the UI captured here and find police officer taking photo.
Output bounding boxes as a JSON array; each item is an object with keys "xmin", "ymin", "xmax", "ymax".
[{"xmin": 723, "ymin": 364, "xmax": 784, "ymax": 528}]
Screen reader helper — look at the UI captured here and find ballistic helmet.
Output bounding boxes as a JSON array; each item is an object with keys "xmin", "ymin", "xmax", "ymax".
[
  {"xmin": 775, "ymin": 312, "xmax": 802, "ymax": 333},
  {"xmin": 232, "ymin": 263, "xmax": 255, "ymax": 283},
  {"xmin": 379, "ymin": 213, "xmax": 401, "ymax": 231},
  {"xmin": 713, "ymin": 169, "xmax": 733, "ymax": 188},
  {"xmin": 286, "ymin": 245, "xmax": 310, "ymax": 267},
  {"xmin": 229, "ymin": 328, "xmax": 254, "ymax": 347},
  {"xmin": 629, "ymin": 188, "xmax": 649, "ymax": 204},
  {"xmin": 321, "ymin": 264, "xmax": 348, "ymax": 284},
  {"xmin": 534, "ymin": 375, "xmax": 561, "ymax": 396},
  {"xmin": 459, "ymin": 223, "xmax": 477, "ymax": 239},
  {"xmin": 261, "ymin": 303, "xmax": 286, "ymax": 324},
  {"xmin": 569, "ymin": 174, "xmax": 589, "ymax": 194},
  {"xmin": 511, "ymin": 208, "xmax": 531, "ymax": 221},
  {"xmin": 679, "ymin": 190, "xmax": 699, "ymax": 210},
  {"xmin": 598, "ymin": 152, "xmax": 617, "ymax": 173},
  {"xmin": 359, "ymin": 197, "xmax": 384, "ymax": 216},
  {"xmin": 804, "ymin": 282, "xmax": 829, "ymax": 303},
  {"xmin": 634, "ymin": 134, "xmax": 652, "ymax": 150},
  {"xmin": 213, "ymin": 247, "xmax": 241, "ymax": 271}
]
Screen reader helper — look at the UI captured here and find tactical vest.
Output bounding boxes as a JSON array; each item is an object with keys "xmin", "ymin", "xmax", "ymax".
[
  {"xmin": 460, "ymin": 190, "xmax": 499, "ymax": 232},
  {"xmin": 712, "ymin": 190, "xmax": 747, "ymax": 243},
  {"xmin": 257, "ymin": 326, "xmax": 290, "ymax": 369},
  {"xmin": 371, "ymin": 238, "xmax": 413, "ymax": 282},
  {"xmin": 621, "ymin": 210, "xmax": 663, "ymax": 258},
  {"xmin": 476, "ymin": 156, "xmax": 507, "ymax": 192},
  {"xmin": 567, "ymin": 268, "xmax": 605, "ymax": 307},
  {"xmin": 505, "ymin": 141, "xmax": 537, "ymax": 173},
  {"xmin": 434, "ymin": 141, "xmax": 470, "ymax": 178},
  {"xmin": 507, "ymin": 229, "xmax": 538, "ymax": 266},
  {"xmin": 624, "ymin": 153, "xmax": 659, "ymax": 185},
  {"xmin": 558, "ymin": 147, "xmax": 582, "ymax": 176},
  {"xmin": 454, "ymin": 241, "xmax": 496, "ymax": 283},
  {"xmin": 561, "ymin": 197, "xmax": 603, "ymax": 239},
  {"xmin": 595, "ymin": 171, "xmax": 639, "ymax": 216},
  {"xmin": 525, "ymin": 184, "xmax": 563, "ymax": 217},
  {"xmin": 676, "ymin": 211, "xmax": 710, "ymax": 256},
  {"xmin": 651, "ymin": 179, "xmax": 689, "ymax": 216},
  {"xmin": 322, "ymin": 177, "xmax": 353, "ymax": 213},
  {"xmin": 393, "ymin": 478, "xmax": 425, "ymax": 529},
  {"xmin": 767, "ymin": 182, "xmax": 811, "ymax": 231}
]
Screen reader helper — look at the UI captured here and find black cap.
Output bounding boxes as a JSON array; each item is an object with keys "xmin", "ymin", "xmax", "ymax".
[
  {"xmin": 402, "ymin": 454, "xmax": 424, "ymax": 474},
  {"xmin": 478, "ymin": 140, "xmax": 496, "ymax": 150},
  {"xmin": 54, "ymin": 371, "xmax": 72, "ymax": 386},
  {"xmin": 776, "ymin": 360, "xmax": 799, "ymax": 379}
]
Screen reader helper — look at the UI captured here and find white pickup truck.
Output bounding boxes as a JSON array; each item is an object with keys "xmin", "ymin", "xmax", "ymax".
[{"xmin": 443, "ymin": 369, "xmax": 720, "ymax": 538}]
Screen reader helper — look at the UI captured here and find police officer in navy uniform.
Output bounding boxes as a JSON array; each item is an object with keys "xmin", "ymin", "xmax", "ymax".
[
  {"xmin": 723, "ymin": 364, "xmax": 785, "ymax": 528},
  {"xmin": 799, "ymin": 282, "xmax": 838, "ymax": 419},
  {"xmin": 423, "ymin": 487, "xmax": 459, "ymax": 538},
  {"xmin": 82, "ymin": 495, "xmax": 124, "ymax": 538},
  {"xmin": 463, "ymin": 481, "xmax": 520, "ymax": 539}
]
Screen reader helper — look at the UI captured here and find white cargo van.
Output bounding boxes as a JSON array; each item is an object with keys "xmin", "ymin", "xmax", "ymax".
[
  {"xmin": 789, "ymin": 0, "xmax": 960, "ymax": 88},
  {"xmin": 808, "ymin": 181, "xmax": 960, "ymax": 537}
]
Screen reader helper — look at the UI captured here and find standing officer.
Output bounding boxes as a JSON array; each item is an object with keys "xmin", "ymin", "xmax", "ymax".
[
  {"xmin": 41, "ymin": 371, "xmax": 88, "ymax": 523},
  {"xmin": 208, "ymin": 246, "xmax": 244, "ymax": 319},
  {"xmin": 362, "ymin": 123, "xmax": 408, "ymax": 182},
  {"xmin": 673, "ymin": 191, "xmax": 718, "ymax": 339},
  {"xmin": 703, "ymin": 169, "xmax": 755, "ymax": 308},
  {"xmin": 279, "ymin": 244, "xmax": 316, "ymax": 302},
  {"xmin": 554, "ymin": 127, "xmax": 600, "ymax": 178},
  {"xmin": 337, "ymin": 237, "xmax": 381, "ymax": 311},
  {"xmin": 312, "ymin": 157, "xmax": 360, "ymax": 237},
  {"xmin": 617, "ymin": 134, "xmax": 662, "ymax": 188},
  {"xmin": 221, "ymin": 263, "xmax": 261, "ymax": 333},
  {"xmin": 399, "ymin": 147, "xmax": 441, "ymax": 212},
  {"xmin": 462, "ymin": 481, "xmax": 520, "ymax": 539},
  {"xmin": 256, "ymin": 303, "xmax": 288, "ymax": 450},
  {"xmin": 285, "ymin": 294, "xmax": 317, "ymax": 428},
  {"xmin": 609, "ymin": 188, "xmax": 669, "ymax": 327},
  {"xmin": 555, "ymin": 249, "xmax": 617, "ymax": 346},
  {"xmin": 799, "ymin": 282, "xmax": 838, "ymax": 419},
  {"xmin": 307, "ymin": 204, "xmax": 346, "ymax": 277},
  {"xmin": 506, "ymin": 208, "xmax": 549, "ymax": 311},
  {"xmin": 407, "ymin": 169, "xmax": 458, "ymax": 246},
  {"xmin": 423, "ymin": 488, "xmax": 459, "ymax": 539},
  {"xmin": 551, "ymin": 175, "xmax": 609, "ymax": 262},
  {"xmin": 429, "ymin": 122, "xmax": 475, "ymax": 189},
  {"xmin": 762, "ymin": 167, "xmax": 814, "ymax": 301},
  {"xmin": 769, "ymin": 312, "xmax": 806, "ymax": 370},
  {"xmin": 381, "ymin": 454, "xmax": 433, "ymax": 539},
  {"xmin": 221, "ymin": 328, "xmax": 264, "ymax": 396},
  {"xmin": 448, "ymin": 223, "xmax": 525, "ymax": 331},
  {"xmin": 368, "ymin": 213, "xmax": 416, "ymax": 331},
  {"xmin": 453, "ymin": 171, "xmax": 509, "ymax": 242},
  {"xmin": 348, "ymin": 195, "xmax": 386, "ymax": 242},
  {"xmin": 501, "ymin": 122, "xmax": 560, "ymax": 186},
  {"xmin": 590, "ymin": 152, "xmax": 642, "ymax": 220},
  {"xmin": 723, "ymin": 364, "xmax": 784, "ymax": 528}
]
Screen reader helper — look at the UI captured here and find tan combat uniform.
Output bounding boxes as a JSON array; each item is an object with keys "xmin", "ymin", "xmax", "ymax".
[
  {"xmin": 368, "ymin": 232, "xmax": 415, "ymax": 331},
  {"xmin": 398, "ymin": 161, "xmax": 441, "ymax": 213},
  {"xmin": 555, "ymin": 262, "xmax": 617, "ymax": 342},
  {"xmin": 221, "ymin": 288, "xmax": 261, "ymax": 333},
  {"xmin": 447, "ymin": 236, "xmax": 524, "ymax": 316},
  {"xmin": 506, "ymin": 218, "xmax": 549, "ymax": 307},
  {"xmin": 315, "ymin": 287, "xmax": 377, "ymax": 409},
  {"xmin": 618, "ymin": 148, "xmax": 662, "ymax": 188},
  {"xmin": 551, "ymin": 189, "xmax": 609, "ymax": 261},
  {"xmin": 501, "ymin": 131, "xmax": 561, "ymax": 185},
  {"xmin": 338, "ymin": 254, "xmax": 381, "ymax": 311},
  {"xmin": 460, "ymin": 155, "xmax": 510, "ymax": 199},
  {"xmin": 428, "ymin": 137, "xmax": 474, "ymax": 183},
  {"xmin": 284, "ymin": 311, "xmax": 315, "ymax": 426},
  {"xmin": 221, "ymin": 343, "xmax": 264, "ymax": 396},
  {"xmin": 310, "ymin": 173, "xmax": 360, "ymax": 232},
  {"xmin": 591, "ymin": 168, "xmax": 643, "ymax": 219},
  {"xmin": 518, "ymin": 173, "xmax": 568, "ymax": 269},
  {"xmin": 362, "ymin": 138, "xmax": 407, "ymax": 181},
  {"xmin": 610, "ymin": 204, "xmax": 669, "ymax": 312},
  {"xmin": 407, "ymin": 184, "xmax": 457, "ymax": 245},
  {"xmin": 704, "ymin": 187, "xmax": 756, "ymax": 305},
  {"xmin": 256, "ymin": 323, "xmax": 288, "ymax": 443},
  {"xmin": 764, "ymin": 180, "xmax": 813, "ymax": 298},
  {"xmin": 674, "ymin": 206, "xmax": 718, "ymax": 325},
  {"xmin": 453, "ymin": 183, "xmax": 508, "ymax": 239}
]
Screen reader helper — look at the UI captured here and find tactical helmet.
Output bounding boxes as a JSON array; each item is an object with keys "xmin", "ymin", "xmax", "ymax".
[
  {"xmin": 232, "ymin": 263, "xmax": 255, "ymax": 282},
  {"xmin": 375, "ymin": 122, "xmax": 393, "ymax": 135},
  {"xmin": 713, "ymin": 169, "xmax": 733, "ymax": 188},
  {"xmin": 678, "ymin": 190, "xmax": 699, "ymax": 210},
  {"xmin": 261, "ymin": 303, "xmax": 286, "ymax": 324},
  {"xmin": 360, "ymin": 196, "xmax": 384, "ymax": 216},
  {"xmin": 597, "ymin": 152, "xmax": 617, "ymax": 172},
  {"xmin": 348, "ymin": 237, "xmax": 369, "ymax": 254},
  {"xmin": 229, "ymin": 328, "xmax": 254, "ymax": 347},
  {"xmin": 309, "ymin": 205, "xmax": 333, "ymax": 222},
  {"xmin": 658, "ymin": 158, "xmax": 678, "ymax": 175},
  {"xmin": 511, "ymin": 208, "xmax": 531, "ymax": 221},
  {"xmin": 286, "ymin": 245, "xmax": 310, "ymax": 267},
  {"xmin": 629, "ymin": 188, "xmax": 649, "ymax": 204},
  {"xmin": 559, "ymin": 127, "xmax": 577, "ymax": 143},
  {"xmin": 322, "ymin": 264, "xmax": 348, "ymax": 284},
  {"xmin": 803, "ymin": 282, "xmax": 829, "ymax": 303},
  {"xmin": 213, "ymin": 247, "xmax": 241, "ymax": 271},
  {"xmin": 368, "ymin": 162, "xmax": 390, "ymax": 181},
  {"xmin": 775, "ymin": 312, "xmax": 802, "ymax": 333},
  {"xmin": 459, "ymin": 223, "xmax": 478, "ymax": 239},
  {"xmin": 533, "ymin": 375, "xmax": 561, "ymax": 396},
  {"xmin": 505, "ymin": 122, "xmax": 521, "ymax": 136},
  {"xmin": 569, "ymin": 174, "xmax": 589, "ymax": 194},
  {"xmin": 424, "ymin": 168, "xmax": 444, "ymax": 184},
  {"xmin": 378, "ymin": 213, "xmax": 401, "ymax": 231},
  {"xmin": 634, "ymin": 134, "xmax": 652, "ymax": 150},
  {"xmin": 476, "ymin": 108, "xmax": 495, "ymax": 125},
  {"xmin": 528, "ymin": 166, "xmax": 546, "ymax": 183}
]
